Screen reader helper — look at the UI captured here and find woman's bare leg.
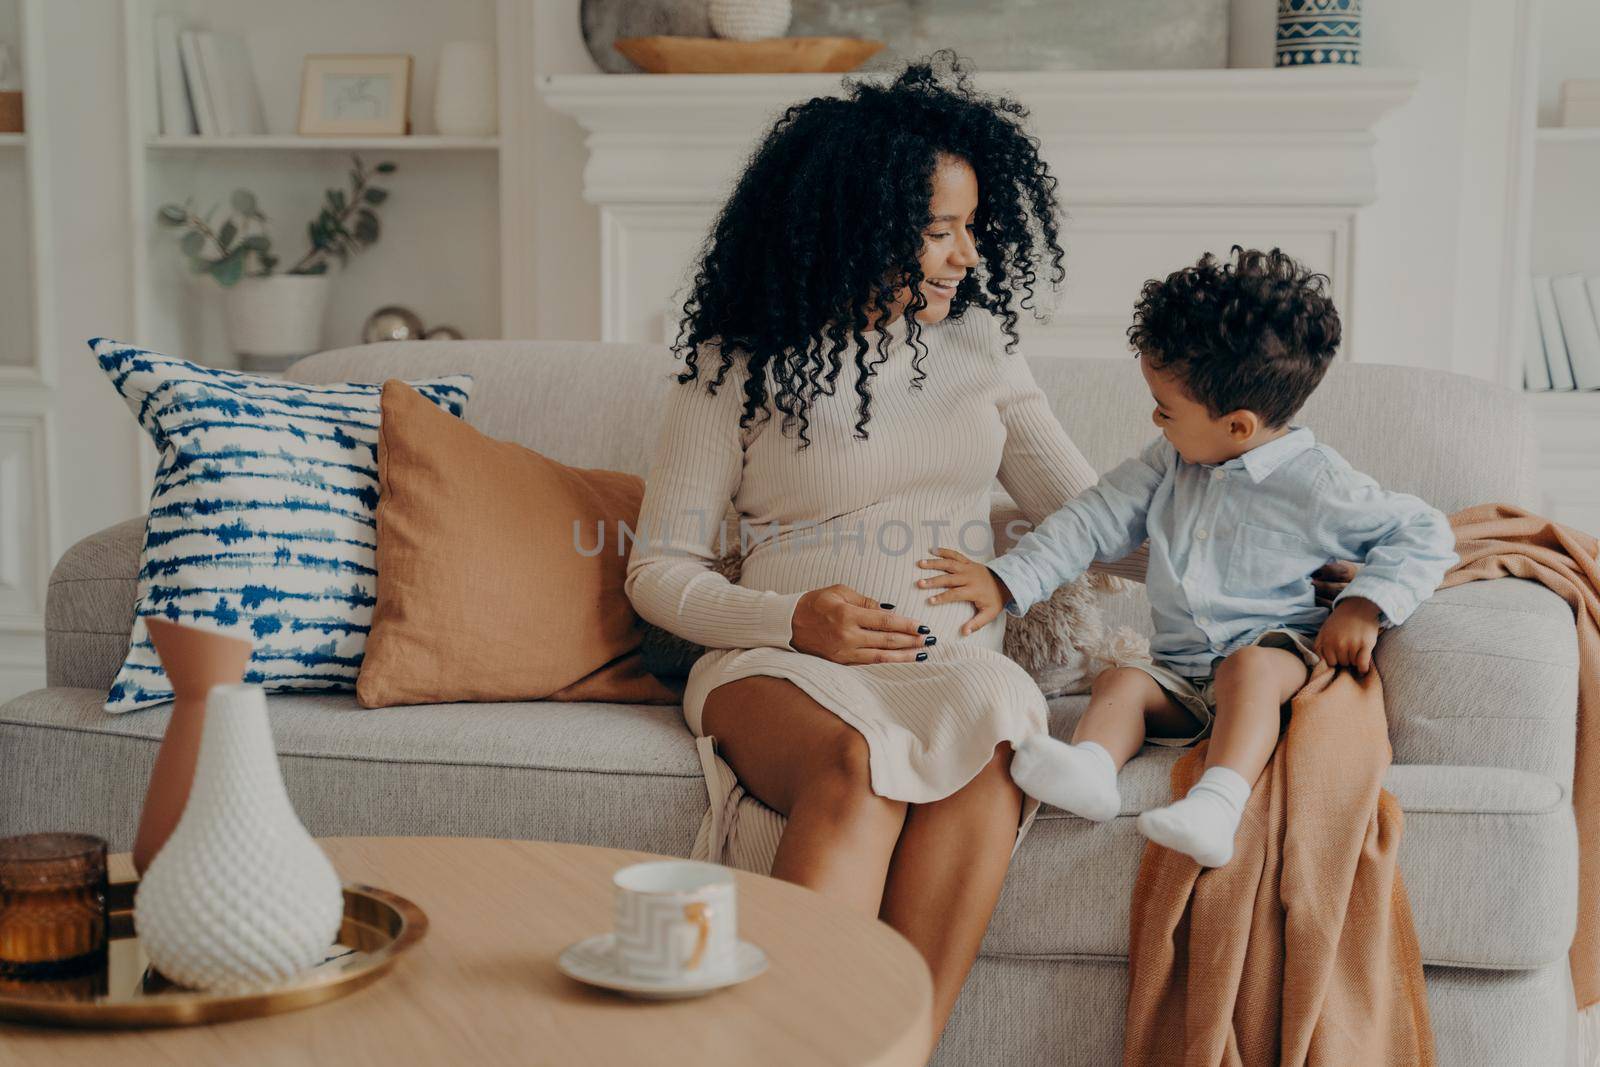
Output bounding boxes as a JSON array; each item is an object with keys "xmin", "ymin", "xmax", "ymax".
[
  {"xmin": 700, "ymin": 675, "xmax": 907, "ymax": 916},
  {"xmin": 878, "ymin": 742, "xmax": 1023, "ymax": 1051}
]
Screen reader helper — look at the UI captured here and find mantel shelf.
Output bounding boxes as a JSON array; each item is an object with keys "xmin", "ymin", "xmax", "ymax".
[
  {"xmin": 541, "ymin": 67, "xmax": 1419, "ymax": 136},
  {"xmin": 146, "ymin": 135, "xmax": 500, "ymax": 152},
  {"xmin": 1525, "ymin": 389, "xmax": 1600, "ymax": 408},
  {"xmin": 540, "ymin": 66, "xmax": 1419, "ymax": 210},
  {"xmin": 0, "ymin": 133, "xmax": 25, "ymax": 147}
]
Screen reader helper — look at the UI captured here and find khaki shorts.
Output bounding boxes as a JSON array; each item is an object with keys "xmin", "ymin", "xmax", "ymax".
[{"xmin": 1123, "ymin": 629, "xmax": 1320, "ymax": 749}]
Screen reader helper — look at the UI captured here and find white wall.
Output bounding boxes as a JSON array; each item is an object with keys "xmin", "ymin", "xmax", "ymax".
[
  {"xmin": 528, "ymin": 0, "xmax": 601, "ymax": 343},
  {"xmin": 530, "ymin": 0, "xmax": 1533, "ymax": 385},
  {"xmin": 40, "ymin": 1, "xmax": 144, "ymax": 549},
  {"xmin": 1355, "ymin": 0, "xmax": 1525, "ymax": 385}
]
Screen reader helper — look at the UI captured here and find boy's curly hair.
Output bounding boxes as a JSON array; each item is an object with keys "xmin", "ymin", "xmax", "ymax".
[
  {"xmin": 673, "ymin": 51, "xmax": 1065, "ymax": 448},
  {"xmin": 1128, "ymin": 246, "xmax": 1341, "ymax": 428}
]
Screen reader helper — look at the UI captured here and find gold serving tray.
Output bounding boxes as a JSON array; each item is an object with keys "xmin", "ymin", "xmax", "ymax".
[{"xmin": 0, "ymin": 878, "xmax": 427, "ymax": 1029}]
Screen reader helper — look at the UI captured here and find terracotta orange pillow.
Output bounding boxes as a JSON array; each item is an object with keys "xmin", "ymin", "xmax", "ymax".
[{"xmin": 356, "ymin": 380, "xmax": 680, "ymax": 708}]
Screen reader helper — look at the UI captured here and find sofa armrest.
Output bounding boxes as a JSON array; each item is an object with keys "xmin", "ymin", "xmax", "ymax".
[
  {"xmin": 44, "ymin": 517, "xmax": 143, "ymax": 691},
  {"xmin": 1378, "ymin": 578, "xmax": 1579, "ymax": 786}
]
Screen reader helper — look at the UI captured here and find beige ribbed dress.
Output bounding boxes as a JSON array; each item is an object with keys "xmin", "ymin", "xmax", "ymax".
[{"xmin": 624, "ymin": 309, "xmax": 1136, "ymax": 866}]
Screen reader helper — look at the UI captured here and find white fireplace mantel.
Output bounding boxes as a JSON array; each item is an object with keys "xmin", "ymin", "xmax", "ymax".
[{"xmin": 539, "ymin": 68, "xmax": 1418, "ymax": 347}]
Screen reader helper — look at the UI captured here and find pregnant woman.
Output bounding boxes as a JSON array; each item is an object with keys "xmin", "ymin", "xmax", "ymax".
[{"xmin": 626, "ymin": 55, "xmax": 1141, "ymax": 1050}]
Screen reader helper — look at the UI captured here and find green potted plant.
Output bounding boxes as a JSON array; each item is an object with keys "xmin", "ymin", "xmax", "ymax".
[{"xmin": 157, "ymin": 156, "xmax": 395, "ymax": 371}]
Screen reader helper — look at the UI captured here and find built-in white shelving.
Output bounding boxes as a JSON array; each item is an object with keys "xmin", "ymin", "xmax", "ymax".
[
  {"xmin": 1536, "ymin": 126, "xmax": 1600, "ymax": 143},
  {"xmin": 146, "ymin": 135, "xmax": 501, "ymax": 152},
  {"xmin": 1516, "ymin": 2, "xmax": 1600, "ymax": 535},
  {"xmin": 119, "ymin": 0, "xmax": 537, "ymax": 493},
  {"xmin": 122, "ymin": 0, "xmax": 519, "ymax": 372},
  {"xmin": 0, "ymin": 0, "xmax": 59, "ymax": 700}
]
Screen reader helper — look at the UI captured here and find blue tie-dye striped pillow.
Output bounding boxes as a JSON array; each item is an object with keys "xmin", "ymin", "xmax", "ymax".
[{"xmin": 91, "ymin": 339, "xmax": 473, "ymax": 713}]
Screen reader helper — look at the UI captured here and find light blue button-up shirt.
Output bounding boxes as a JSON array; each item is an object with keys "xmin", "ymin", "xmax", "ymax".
[{"xmin": 986, "ymin": 428, "xmax": 1459, "ymax": 678}]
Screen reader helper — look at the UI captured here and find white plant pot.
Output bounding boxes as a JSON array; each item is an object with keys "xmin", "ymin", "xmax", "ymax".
[
  {"xmin": 709, "ymin": 0, "xmax": 792, "ymax": 41},
  {"xmin": 222, "ymin": 275, "xmax": 332, "ymax": 370},
  {"xmin": 133, "ymin": 684, "xmax": 344, "ymax": 993},
  {"xmin": 434, "ymin": 41, "xmax": 498, "ymax": 137}
]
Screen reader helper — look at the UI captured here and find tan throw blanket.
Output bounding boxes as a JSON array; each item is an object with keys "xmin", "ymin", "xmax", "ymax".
[
  {"xmin": 1125, "ymin": 504, "xmax": 1600, "ymax": 1065},
  {"xmin": 1446, "ymin": 505, "xmax": 1600, "ymax": 1008}
]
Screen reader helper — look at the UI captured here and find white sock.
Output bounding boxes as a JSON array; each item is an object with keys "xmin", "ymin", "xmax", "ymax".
[
  {"xmin": 1010, "ymin": 735, "xmax": 1121, "ymax": 822},
  {"xmin": 1136, "ymin": 766, "xmax": 1252, "ymax": 868}
]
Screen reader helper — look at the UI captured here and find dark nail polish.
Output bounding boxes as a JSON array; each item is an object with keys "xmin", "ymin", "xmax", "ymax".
[
  {"xmin": 916, "ymin": 651, "xmax": 928, "ymax": 661},
  {"xmin": 924, "ymin": 635, "xmax": 937, "ymax": 646},
  {"xmin": 917, "ymin": 625, "xmax": 930, "ymax": 634},
  {"xmin": 880, "ymin": 602, "xmax": 895, "ymax": 610}
]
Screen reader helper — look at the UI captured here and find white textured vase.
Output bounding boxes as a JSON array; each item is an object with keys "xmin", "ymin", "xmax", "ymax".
[
  {"xmin": 708, "ymin": 0, "xmax": 792, "ymax": 42},
  {"xmin": 433, "ymin": 41, "xmax": 497, "ymax": 136},
  {"xmin": 134, "ymin": 684, "xmax": 343, "ymax": 992}
]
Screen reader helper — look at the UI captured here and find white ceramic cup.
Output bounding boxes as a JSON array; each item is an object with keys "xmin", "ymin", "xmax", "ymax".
[{"xmin": 612, "ymin": 861, "xmax": 737, "ymax": 983}]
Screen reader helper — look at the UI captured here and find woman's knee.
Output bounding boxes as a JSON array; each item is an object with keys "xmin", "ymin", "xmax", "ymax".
[
  {"xmin": 704, "ymin": 676, "xmax": 901, "ymax": 826},
  {"xmin": 954, "ymin": 742, "xmax": 1021, "ymax": 802},
  {"xmin": 806, "ymin": 725, "xmax": 905, "ymax": 822}
]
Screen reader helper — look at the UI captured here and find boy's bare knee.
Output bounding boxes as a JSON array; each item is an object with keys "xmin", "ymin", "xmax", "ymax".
[{"xmin": 1093, "ymin": 665, "xmax": 1150, "ymax": 695}]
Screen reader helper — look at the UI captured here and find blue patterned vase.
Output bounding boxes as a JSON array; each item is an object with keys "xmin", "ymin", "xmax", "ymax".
[{"xmin": 1276, "ymin": 0, "xmax": 1361, "ymax": 67}]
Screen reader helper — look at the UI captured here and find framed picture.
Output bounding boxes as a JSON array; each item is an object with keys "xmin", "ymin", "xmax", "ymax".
[{"xmin": 298, "ymin": 54, "xmax": 413, "ymax": 136}]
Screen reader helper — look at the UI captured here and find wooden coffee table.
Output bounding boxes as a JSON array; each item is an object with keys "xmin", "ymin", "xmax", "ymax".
[{"xmin": 1, "ymin": 837, "xmax": 934, "ymax": 1066}]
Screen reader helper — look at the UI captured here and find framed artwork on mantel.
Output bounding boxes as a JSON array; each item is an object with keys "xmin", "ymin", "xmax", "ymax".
[{"xmin": 298, "ymin": 54, "xmax": 413, "ymax": 136}]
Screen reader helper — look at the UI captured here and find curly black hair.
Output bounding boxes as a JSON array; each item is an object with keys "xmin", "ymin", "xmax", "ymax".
[
  {"xmin": 672, "ymin": 51, "xmax": 1065, "ymax": 447},
  {"xmin": 1128, "ymin": 246, "xmax": 1342, "ymax": 428}
]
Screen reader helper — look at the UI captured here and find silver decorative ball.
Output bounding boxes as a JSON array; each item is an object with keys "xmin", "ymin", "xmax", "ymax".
[
  {"xmin": 423, "ymin": 325, "xmax": 464, "ymax": 340},
  {"xmin": 362, "ymin": 305, "xmax": 426, "ymax": 343}
]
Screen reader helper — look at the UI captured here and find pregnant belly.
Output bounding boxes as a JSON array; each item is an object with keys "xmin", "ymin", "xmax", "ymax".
[{"xmin": 737, "ymin": 507, "xmax": 1005, "ymax": 653}]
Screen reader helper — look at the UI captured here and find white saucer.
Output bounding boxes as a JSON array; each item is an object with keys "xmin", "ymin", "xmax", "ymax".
[{"xmin": 557, "ymin": 933, "xmax": 768, "ymax": 1000}]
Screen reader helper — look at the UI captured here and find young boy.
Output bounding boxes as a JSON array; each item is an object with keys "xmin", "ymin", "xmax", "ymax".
[{"xmin": 916, "ymin": 247, "xmax": 1458, "ymax": 867}]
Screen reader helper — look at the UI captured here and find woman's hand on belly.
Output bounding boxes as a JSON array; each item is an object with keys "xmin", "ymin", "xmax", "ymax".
[{"xmin": 790, "ymin": 584, "xmax": 935, "ymax": 665}]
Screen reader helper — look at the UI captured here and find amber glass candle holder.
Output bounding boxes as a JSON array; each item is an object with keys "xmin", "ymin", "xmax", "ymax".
[{"xmin": 0, "ymin": 833, "xmax": 108, "ymax": 978}]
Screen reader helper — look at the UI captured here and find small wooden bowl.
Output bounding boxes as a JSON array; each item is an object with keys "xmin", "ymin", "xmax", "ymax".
[{"xmin": 613, "ymin": 36, "xmax": 885, "ymax": 75}]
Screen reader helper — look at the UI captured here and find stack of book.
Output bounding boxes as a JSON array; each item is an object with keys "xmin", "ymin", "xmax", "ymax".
[
  {"xmin": 152, "ymin": 15, "xmax": 266, "ymax": 138},
  {"xmin": 1527, "ymin": 274, "xmax": 1600, "ymax": 392}
]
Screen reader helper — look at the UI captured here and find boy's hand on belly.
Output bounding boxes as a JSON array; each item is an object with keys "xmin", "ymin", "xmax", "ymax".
[
  {"xmin": 1312, "ymin": 596, "xmax": 1382, "ymax": 673},
  {"xmin": 915, "ymin": 547, "xmax": 1008, "ymax": 637}
]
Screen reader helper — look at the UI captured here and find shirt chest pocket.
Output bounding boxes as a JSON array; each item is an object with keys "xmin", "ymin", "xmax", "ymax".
[{"xmin": 1223, "ymin": 522, "xmax": 1319, "ymax": 595}]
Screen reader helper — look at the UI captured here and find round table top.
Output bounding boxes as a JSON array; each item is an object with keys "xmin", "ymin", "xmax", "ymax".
[{"xmin": 3, "ymin": 837, "xmax": 933, "ymax": 1067}]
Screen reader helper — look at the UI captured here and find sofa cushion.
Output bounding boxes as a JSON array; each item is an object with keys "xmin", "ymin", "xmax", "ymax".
[
  {"xmin": 0, "ymin": 689, "xmax": 707, "ymax": 859},
  {"xmin": 45, "ymin": 517, "xmax": 145, "ymax": 691},
  {"xmin": 286, "ymin": 348, "xmax": 1540, "ymax": 516},
  {"xmin": 1, "ymin": 686, "xmax": 1574, "ymax": 972},
  {"xmin": 89, "ymin": 339, "xmax": 474, "ymax": 712},
  {"xmin": 977, "ymin": 695, "xmax": 1579, "ymax": 971},
  {"xmin": 359, "ymin": 381, "xmax": 677, "ymax": 707}
]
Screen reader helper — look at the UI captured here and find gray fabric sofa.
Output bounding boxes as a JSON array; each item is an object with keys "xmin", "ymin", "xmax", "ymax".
[{"xmin": 1, "ymin": 341, "xmax": 1579, "ymax": 1065}]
